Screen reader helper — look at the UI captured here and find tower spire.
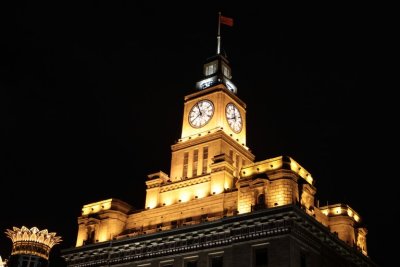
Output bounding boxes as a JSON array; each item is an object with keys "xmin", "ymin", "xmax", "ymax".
[
  {"xmin": 217, "ymin": 12, "xmax": 221, "ymax": 55},
  {"xmin": 217, "ymin": 12, "xmax": 233, "ymax": 55},
  {"xmin": 196, "ymin": 13, "xmax": 236, "ymax": 93}
]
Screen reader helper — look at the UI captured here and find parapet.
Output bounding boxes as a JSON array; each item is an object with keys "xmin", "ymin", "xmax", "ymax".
[
  {"xmin": 240, "ymin": 155, "xmax": 314, "ymax": 185},
  {"xmin": 81, "ymin": 198, "xmax": 132, "ymax": 216}
]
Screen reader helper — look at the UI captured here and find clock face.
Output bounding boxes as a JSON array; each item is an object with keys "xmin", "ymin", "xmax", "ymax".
[
  {"xmin": 188, "ymin": 99, "xmax": 214, "ymax": 128},
  {"xmin": 226, "ymin": 103, "xmax": 242, "ymax": 133}
]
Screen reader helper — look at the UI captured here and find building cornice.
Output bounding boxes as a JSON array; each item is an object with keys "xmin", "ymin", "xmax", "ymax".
[
  {"xmin": 184, "ymin": 84, "xmax": 246, "ymax": 109},
  {"xmin": 172, "ymin": 130, "xmax": 255, "ymax": 161},
  {"xmin": 62, "ymin": 205, "xmax": 376, "ymax": 267}
]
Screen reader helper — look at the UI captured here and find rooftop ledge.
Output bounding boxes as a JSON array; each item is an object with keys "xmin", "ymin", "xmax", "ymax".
[{"xmin": 240, "ymin": 156, "xmax": 314, "ymax": 185}]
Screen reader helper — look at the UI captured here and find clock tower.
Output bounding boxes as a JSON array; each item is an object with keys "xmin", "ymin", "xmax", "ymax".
[{"xmin": 169, "ymin": 54, "xmax": 255, "ymax": 186}]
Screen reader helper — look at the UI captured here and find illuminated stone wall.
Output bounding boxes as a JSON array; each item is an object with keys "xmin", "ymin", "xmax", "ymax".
[
  {"xmin": 357, "ymin": 228, "xmax": 368, "ymax": 256},
  {"xmin": 75, "ymin": 157, "xmax": 369, "ymax": 256},
  {"xmin": 267, "ymin": 175, "xmax": 298, "ymax": 207},
  {"xmin": 124, "ymin": 191, "xmax": 237, "ymax": 236},
  {"xmin": 76, "ymin": 199, "xmax": 131, "ymax": 247},
  {"xmin": 318, "ymin": 204, "xmax": 363, "ymax": 252},
  {"xmin": 170, "ymin": 132, "xmax": 254, "ymax": 182}
]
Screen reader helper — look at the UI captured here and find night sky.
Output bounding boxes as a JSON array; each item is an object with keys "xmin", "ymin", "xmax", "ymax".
[{"xmin": 1, "ymin": 2, "xmax": 394, "ymax": 266}]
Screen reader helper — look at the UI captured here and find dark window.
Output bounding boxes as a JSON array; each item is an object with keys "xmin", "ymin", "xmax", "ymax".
[
  {"xmin": 258, "ymin": 194, "xmax": 265, "ymax": 204},
  {"xmin": 254, "ymin": 247, "xmax": 268, "ymax": 267},
  {"xmin": 236, "ymin": 154, "xmax": 240, "ymax": 175},
  {"xmin": 193, "ymin": 149, "xmax": 199, "ymax": 176},
  {"xmin": 85, "ymin": 227, "xmax": 95, "ymax": 244},
  {"xmin": 186, "ymin": 261, "xmax": 198, "ymax": 267},
  {"xmin": 300, "ymin": 253, "xmax": 306, "ymax": 267},
  {"xmin": 183, "ymin": 152, "xmax": 189, "ymax": 178},
  {"xmin": 202, "ymin": 147, "xmax": 208, "ymax": 174},
  {"xmin": 211, "ymin": 256, "xmax": 223, "ymax": 267},
  {"xmin": 163, "ymin": 265, "xmax": 173, "ymax": 267}
]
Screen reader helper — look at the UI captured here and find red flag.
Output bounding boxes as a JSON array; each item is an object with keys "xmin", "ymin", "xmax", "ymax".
[{"xmin": 220, "ymin": 15, "xmax": 233, "ymax": 27}]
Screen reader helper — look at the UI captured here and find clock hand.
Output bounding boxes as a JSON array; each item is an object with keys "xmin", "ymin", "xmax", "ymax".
[
  {"xmin": 191, "ymin": 112, "xmax": 202, "ymax": 122},
  {"xmin": 197, "ymin": 103, "xmax": 203, "ymax": 116}
]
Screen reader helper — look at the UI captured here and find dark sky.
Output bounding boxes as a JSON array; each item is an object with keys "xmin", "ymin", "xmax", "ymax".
[{"xmin": 0, "ymin": 2, "xmax": 394, "ymax": 266}]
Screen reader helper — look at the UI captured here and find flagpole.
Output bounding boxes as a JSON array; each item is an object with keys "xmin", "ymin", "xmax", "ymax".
[{"xmin": 217, "ymin": 12, "xmax": 221, "ymax": 55}]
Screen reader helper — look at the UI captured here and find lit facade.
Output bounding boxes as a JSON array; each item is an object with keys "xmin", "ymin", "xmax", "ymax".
[{"xmin": 62, "ymin": 52, "xmax": 375, "ymax": 266}]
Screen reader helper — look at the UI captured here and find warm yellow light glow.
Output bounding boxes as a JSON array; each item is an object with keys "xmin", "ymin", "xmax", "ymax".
[
  {"xmin": 241, "ymin": 157, "xmax": 283, "ymax": 178},
  {"xmin": 335, "ymin": 207, "xmax": 342, "ymax": 214},
  {"xmin": 290, "ymin": 159, "xmax": 313, "ymax": 185},
  {"xmin": 347, "ymin": 209, "xmax": 353, "ymax": 217},
  {"xmin": 180, "ymin": 192, "xmax": 191, "ymax": 202},
  {"xmin": 241, "ymin": 156, "xmax": 313, "ymax": 185},
  {"xmin": 180, "ymin": 126, "xmax": 224, "ymax": 142},
  {"xmin": 82, "ymin": 199, "xmax": 113, "ymax": 215},
  {"xmin": 195, "ymin": 189, "xmax": 207, "ymax": 199},
  {"xmin": 238, "ymin": 204, "xmax": 251, "ymax": 214},
  {"xmin": 97, "ymin": 230, "xmax": 109, "ymax": 243},
  {"xmin": 164, "ymin": 197, "xmax": 173, "ymax": 206},
  {"xmin": 224, "ymin": 181, "xmax": 231, "ymax": 191},
  {"xmin": 273, "ymin": 192, "xmax": 288, "ymax": 206},
  {"xmin": 0, "ymin": 256, "xmax": 6, "ymax": 267},
  {"xmin": 321, "ymin": 204, "xmax": 361, "ymax": 222},
  {"xmin": 147, "ymin": 198, "xmax": 158, "ymax": 209},
  {"xmin": 211, "ymin": 184, "xmax": 224, "ymax": 195}
]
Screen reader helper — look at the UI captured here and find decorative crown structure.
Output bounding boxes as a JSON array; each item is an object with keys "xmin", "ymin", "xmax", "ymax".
[
  {"xmin": 5, "ymin": 226, "xmax": 62, "ymax": 260},
  {"xmin": 0, "ymin": 256, "xmax": 6, "ymax": 267}
]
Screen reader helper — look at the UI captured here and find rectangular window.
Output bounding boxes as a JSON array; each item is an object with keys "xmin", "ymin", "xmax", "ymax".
[
  {"xmin": 206, "ymin": 63, "xmax": 217, "ymax": 76},
  {"xmin": 236, "ymin": 154, "xmax": 240, "ymax": 175},
  {"xmin": 229, "ymin": 150, "xmax": 233, "ymax": 160},
  {"xmin": 223, "ymin": 66, "xmax": 230, "ymax": 77},
  {"xmin": 193, "ymin": 149, "xmax": 198, "ymax": 177},
  {"xmin": 159, "ymin": 260, "xmax": 174, "ymax": 267},
  {"xmin": 183, "ymin": 152, "xmax": 189, "ymax": 178},
  {"xmin": 300, "ymin": 253, "xmax": 306, "ymax": 267},
  {"xmin": 171, "ymin": 220, "xmax": 177, "ymax": 229},
  {"xmin": 210, "ymin": 256, "xmax": 223, "ymax": 267},
  {"xmin": 202, "ymin": 147, "xmax": 208, "ymax": 174},
  {"xmin": 254, "ymin": 247, "xmax": 268, "ymax": 267},
  {"xmin": 184, "ymin": 256, "xmax": 199, "ymax": 267},
  {"xmin": 186, "ymin": 261, "xmax": 197, "ymax": 267}
]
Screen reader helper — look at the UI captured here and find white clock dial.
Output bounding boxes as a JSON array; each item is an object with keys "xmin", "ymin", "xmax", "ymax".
[
  {"xmin": 189, "ymin": 100, "xmax": 214, "ymax": 128},
  {"xmin": 226, "ymin": 103, "xmax": 242, "ymax": 133}
]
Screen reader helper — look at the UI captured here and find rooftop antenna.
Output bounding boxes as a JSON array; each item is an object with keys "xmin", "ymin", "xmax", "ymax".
[
  {"xmin": 217, "ymin": 12, "xmax": 221, "ymax": 55},
  {"xmin": 217, "ymin": 12, "xmax": 233, "ymax": 55}
]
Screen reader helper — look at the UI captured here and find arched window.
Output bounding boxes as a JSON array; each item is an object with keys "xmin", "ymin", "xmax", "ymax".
[
  {"xmin": 86, "ymin": 227, "xmax": 95, "ymax": 244},
  {"xmin": 254, "ymin": 194, "xmax": 266, "ymax": 211}
]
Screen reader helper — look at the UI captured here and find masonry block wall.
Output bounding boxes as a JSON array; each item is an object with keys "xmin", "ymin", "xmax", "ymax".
[{"xmin": 267, "ymin": 172, "xmax": 299, "ymax": 208}]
